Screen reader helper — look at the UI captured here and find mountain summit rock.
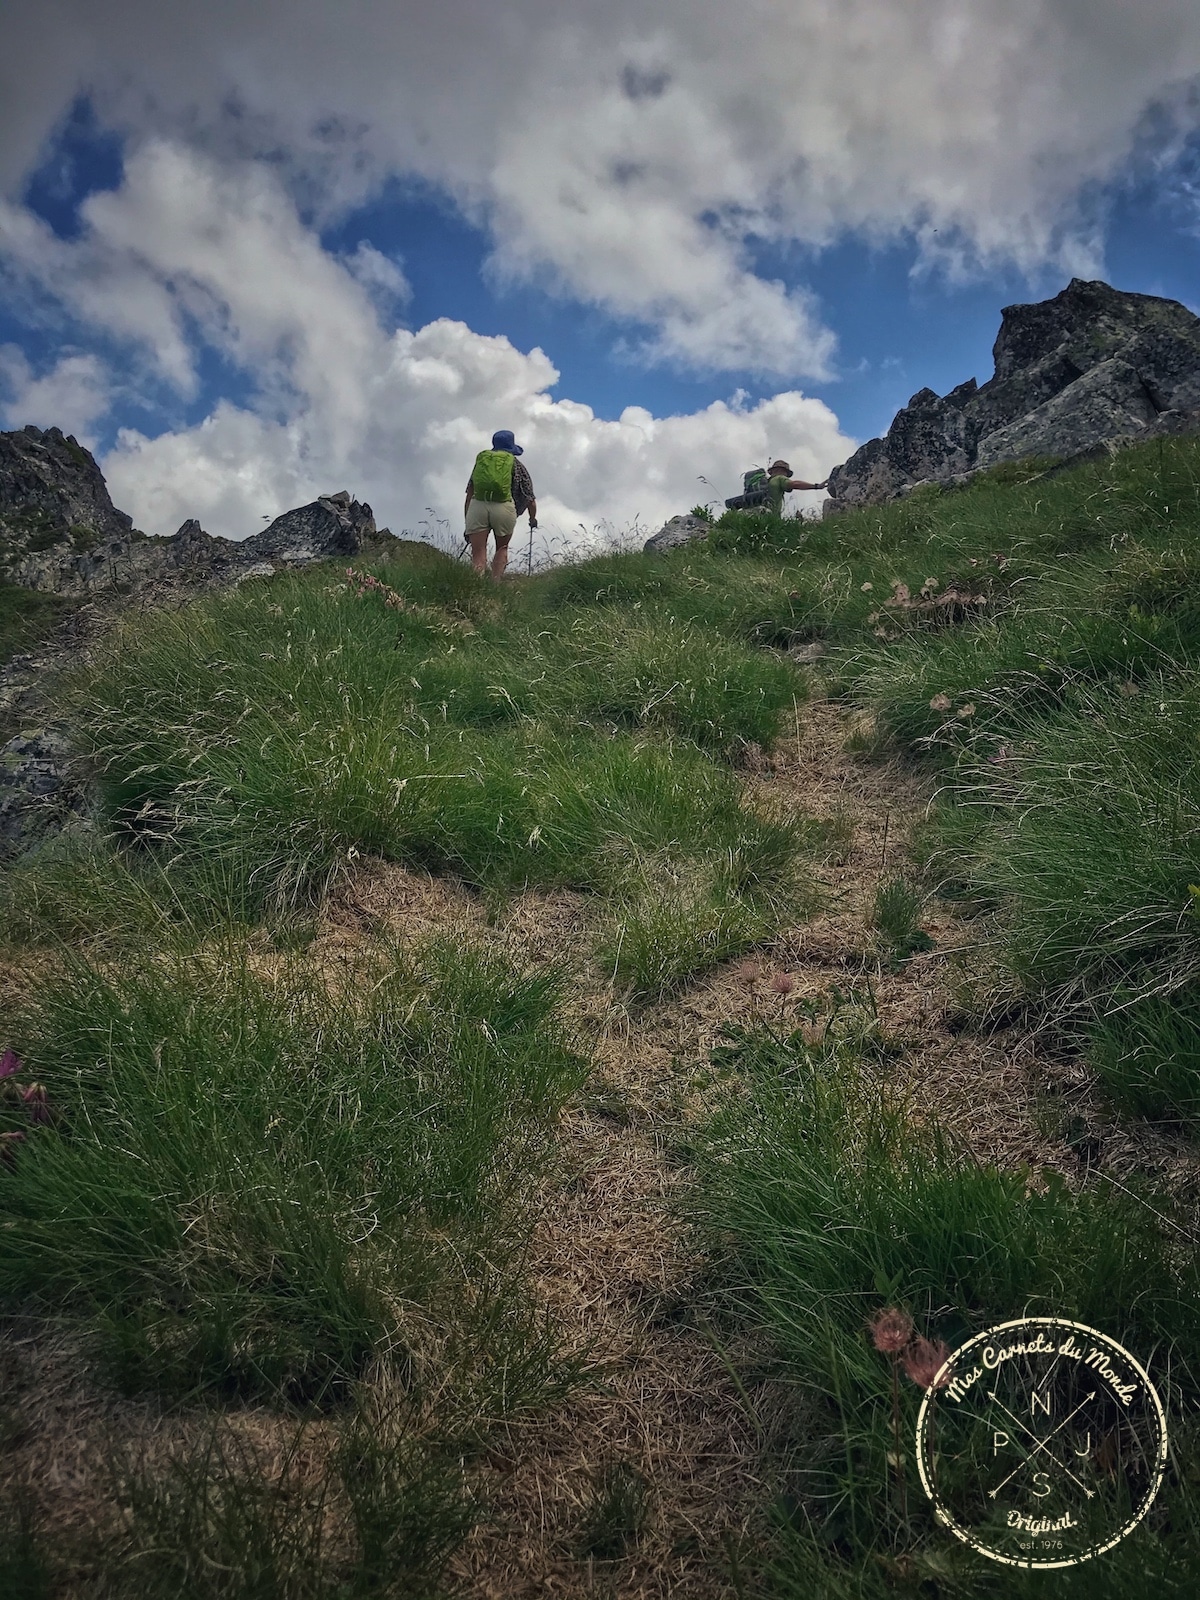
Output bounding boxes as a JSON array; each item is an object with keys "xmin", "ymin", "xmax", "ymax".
[
  {"xmin": 826, "ymin": 279, "xmax": 1200, "ymax": 509},
  {"xmin": 0, "ymin": 425, "xmax": 135, "ymax": 554}
]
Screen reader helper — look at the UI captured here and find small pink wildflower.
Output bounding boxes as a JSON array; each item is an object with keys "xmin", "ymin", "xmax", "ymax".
[
  {"xmin": 770, "ymin": 972, "xmax": 795, "ymax": 996},
  {"xmin": 869, "ymin": 1306, "xmax": 915, "ymax": 1355},
  {"xmin": 0, "ymin": 1049, "xmax": 21, "ymax": 1079}
]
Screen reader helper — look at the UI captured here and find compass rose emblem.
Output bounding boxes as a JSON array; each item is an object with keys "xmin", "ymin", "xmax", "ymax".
[{"xmin": 914, "ymin": 1316, "xmax": 1168, "ymax": 1569}]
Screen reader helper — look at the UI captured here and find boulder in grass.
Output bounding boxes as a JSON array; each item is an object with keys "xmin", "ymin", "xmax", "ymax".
[{"xmin": 643, "ymin": 513, "xmax": 711, "ymax": 554}]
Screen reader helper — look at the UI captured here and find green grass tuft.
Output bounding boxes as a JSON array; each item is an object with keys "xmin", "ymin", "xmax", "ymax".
[
  {"xmin": 688, "ymin": 1012, "xmax": 1200, "ymax": 1595},
  {"xmin": 2, "ymin": 940, "xmax": 585, "ymax": 1403}
]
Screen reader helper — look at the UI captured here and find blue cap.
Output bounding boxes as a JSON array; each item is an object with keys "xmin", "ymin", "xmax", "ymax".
[{"xmin": 491, "ymin": 429, "xmax": 523, "ymax": 455}]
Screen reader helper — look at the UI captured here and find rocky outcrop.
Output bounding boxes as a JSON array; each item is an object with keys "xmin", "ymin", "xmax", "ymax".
[
  {"xmin": 0, "ymin": 424, "xmax": 135, "ymax": 548},
  {"xmin": 1, "ymin": 426, "xmax": 389, "ymax": 597},
  {"xmin": 0, "ymin": 726, "xmax": 83, "ymax": 859},
  {"xmin": 826, "ymin": 279, "xmax": 1200, "ymax": 510},
  {"xmin": 248, "ymin": 490, "xmax": 377, "ymax": 562},
  {"xmin": 643, "ymin": 513, "xmax": 711, "ymax": 554}
]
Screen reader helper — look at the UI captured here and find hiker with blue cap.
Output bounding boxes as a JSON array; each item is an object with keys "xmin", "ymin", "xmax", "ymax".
[{"xmin": 464, "ymin": 429, "xmax": 538, "ymax": 578}]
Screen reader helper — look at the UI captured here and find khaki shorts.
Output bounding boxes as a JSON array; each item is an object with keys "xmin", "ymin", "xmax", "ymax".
[{"xmin": 465, "ymin": 498, "xmax": 517, "ymax": 542}]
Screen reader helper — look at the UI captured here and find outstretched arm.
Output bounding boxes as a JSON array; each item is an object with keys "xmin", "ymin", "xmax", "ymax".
[{"xmin": 787, "ymin": 477, "xmax": 828, "ymax": 491}]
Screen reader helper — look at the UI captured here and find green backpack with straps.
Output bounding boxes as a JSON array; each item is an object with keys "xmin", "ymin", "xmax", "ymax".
[
  {"xmin": 471, "ymin": 449, "xmax": 516, "ymax": 502},
  {"xmin": 724, "ymin": 466, "xmax": 772, "ymax": 511}
]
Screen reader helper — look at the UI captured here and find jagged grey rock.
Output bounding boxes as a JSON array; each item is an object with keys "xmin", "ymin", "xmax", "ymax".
[
  {"xmin": 825, "ymin": 280, "xmax": 1200, "ymax": 510},
  {"xmin": 0, "ymin": 424, "xmax": 135, "ymax": 547},
  {"xmin": 643, "ymin": 513, "xmax": 711, "ymax": 554},
  {"xmin": 0, "ymin": 726, "xmax": 82, "ymax": 859},
  {"xmin": 242, "ymin": 490, "xmax": 376, "ymax": 563},
  {"xmin": 0, "ymin": 423, "xmax": 388, "ymax": 596}
]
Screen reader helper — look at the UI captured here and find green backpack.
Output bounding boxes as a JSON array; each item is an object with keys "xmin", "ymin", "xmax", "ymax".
[
  {"xmin": 472, "ymin": 450, "xmax": 516, "ymax": 503},
  {"xmin": 743, "ymin": 467, "xmax": 768, "ymax": 494}
]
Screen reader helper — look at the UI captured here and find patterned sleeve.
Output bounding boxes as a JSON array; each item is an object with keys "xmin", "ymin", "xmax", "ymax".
[{"xmin": 512, "ymin": 459, "xmax": 534, "ymax": 511}]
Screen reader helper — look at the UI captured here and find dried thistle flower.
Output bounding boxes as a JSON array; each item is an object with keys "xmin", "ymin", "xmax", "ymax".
[
  {"xmin": 0, "ymin": 1130, "xmax": 26, "ymax": 1168},
  {"xmin": 869, "ymin": 1306, "xmax": 915, "ymax": 1354},
  {"xmin": 903, "ymin": 1336, "xmax": 951, "ymax": 1390},
  {"xmin": 734, "ymin": 960, "xmax": 761, "ymax": 988},
  {"xmin": 770, "ymin": 972, "xmax": 795, "ymax": 995}
]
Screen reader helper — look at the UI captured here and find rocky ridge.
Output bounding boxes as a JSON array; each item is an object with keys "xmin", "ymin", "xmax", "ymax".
[
  {"xmin": 826, "ymin": 279, "xmax": 1200, "ymax": 510},
  {"xmin": 1, "ymin": 425, "xmax": 388, "ymax": 597},
  {"xmin": 1, "ymin": 427, "xmax": 397, "ymax": 860}
]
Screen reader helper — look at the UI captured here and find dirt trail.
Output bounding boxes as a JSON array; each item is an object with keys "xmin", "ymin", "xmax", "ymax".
[
  {"xmin": 436, "ymin": 691, "xmax": 1200, "ymax": 1597},
  {"xmin": 424, "ymin": 692, "xmax": 1069, "ymax": 1598}
]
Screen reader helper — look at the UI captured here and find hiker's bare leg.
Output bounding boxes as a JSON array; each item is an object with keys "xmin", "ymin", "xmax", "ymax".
[
  {"xmin": 491, "ymin": 536, "xmax": 511, "ymax": 580},
  {"xmin": 468, "ymin": 529, "xmax": 489, "ymax": 574}
]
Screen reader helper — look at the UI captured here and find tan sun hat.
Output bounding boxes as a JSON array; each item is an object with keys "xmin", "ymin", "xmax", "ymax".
[{"xmin": 769, "ymin": 459, "xmax": 791, "ymax": 475}]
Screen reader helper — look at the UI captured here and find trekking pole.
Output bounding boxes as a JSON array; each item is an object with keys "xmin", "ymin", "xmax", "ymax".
[{"xmin": 527, "ymin": 520, "xmax": 534, "ymax": 575}]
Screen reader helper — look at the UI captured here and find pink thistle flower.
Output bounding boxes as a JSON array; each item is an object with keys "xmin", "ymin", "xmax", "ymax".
[
  {"xmin": 902, "ymin": 1337, "xmax": 951, "ymax": 1390},
  {"xmin": 0, "ymin": 1049, "xmax": 21, "ymax": 1079},
  {"xmin": 869, "ymin": 1306, "xmax": 915, "ymax": 1354},
  {"xmin": 770, "ymin": 972, "xmax": 795, "ymax": 996},
  {"xmin": 734, "ymin": 960, "xmax": 761, "ymax": 988},
  {"xmin": 21, "ymin": 1084, "xmax": 50, "ymax": 1125}
]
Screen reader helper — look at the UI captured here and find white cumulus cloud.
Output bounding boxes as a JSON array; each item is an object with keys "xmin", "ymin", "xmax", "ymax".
[
  {"xmin": 2, "ymin": 2, "xmax": 1199, "ymax": 376},
  {"xmin": 0, "ymin": 143, "xmax": 848, "ymax": 546},
  {"xmin": 0, "ymin": 347, "xmax": 112, "ymax": 443}
]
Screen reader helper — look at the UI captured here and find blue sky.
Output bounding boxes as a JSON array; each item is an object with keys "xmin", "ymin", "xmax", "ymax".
[
  {"xmin": 15, "ymin": 101, "xmax": 1200, "ymax": 454},
  {"xmin": 2, "ymin": 2, "xmax": 1199, "ymax": 547}
]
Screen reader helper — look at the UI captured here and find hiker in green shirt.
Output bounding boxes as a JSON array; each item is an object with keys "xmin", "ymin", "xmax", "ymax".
[
  {"xmin": 725, "ymin": 460, "xmax": 829, "ymax": 513},
  {"xmin": 764, "ymin": 459, "xmax": 828, "ymax": 514},
  {"xmin": 463, "ymin": 429, "xmax": 537, "ymax": 579}
]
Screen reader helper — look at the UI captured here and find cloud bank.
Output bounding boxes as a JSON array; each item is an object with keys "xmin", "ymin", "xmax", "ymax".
[
  {"xmin": 1, "ymin": 2, "xmax": 1198, "ymax": 543},
  {"xmin": 3, "ymin": 2, "xmax": 1199, "ymax": 369},
  {"xmin": 1, "ymin": 143, "xmax": 850, "ymax": 545}
]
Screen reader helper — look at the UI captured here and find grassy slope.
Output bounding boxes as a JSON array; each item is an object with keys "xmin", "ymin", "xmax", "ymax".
[
  {"xmin": 3, "ymin": 434, "xmax": 1200, "ymax": 1593},
  {"xmin": 0, "ymin": 582, "xmax": 72, "ymax": 671},
  {"xmin": 685, "ymin": 436, "xmax": 1200, "ymax": 1594}
]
